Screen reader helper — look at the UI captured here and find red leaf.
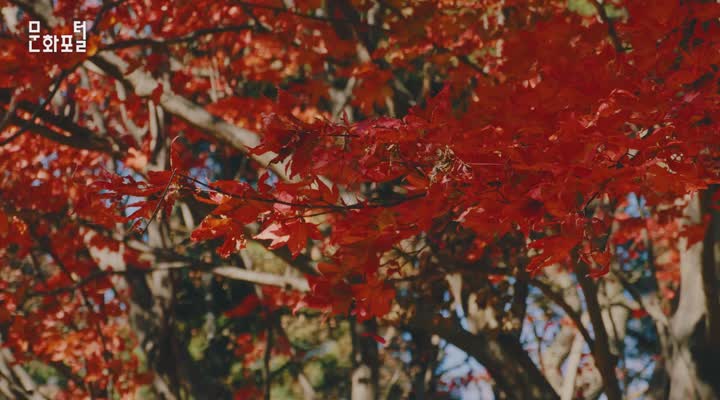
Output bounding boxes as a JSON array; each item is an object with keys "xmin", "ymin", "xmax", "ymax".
[
  {"xmin": 360, "ymin": 332, "xmax": 387, "ymax": 345},
  {"xmin": 0, "ymin": 210, "xmax": 8, "ymax": 238},
  {"xmin": 151, "ymin": 84, "xmax": 164, "ymax": 103},
  {"xmin": 591, "ymin": 250, "xmax": 612, "ymax": 270},
  {"xmin": 352, "ymin": 277, "xmax": 395, "ymax": 320},
  {"xmin": 170, "ymin": 136, "xmax": 186, "ymax": 172},
  {"xmin": 680, "ymin": 221, "xmax": 708, "ymax": 248},
  {"xmin": 191, "ymin": 217, "xmax": 246, "ymax": 258},
  {"xmin": 225, "ymin": 295, "xmax": 261, "ymax": 318},
  {"xmin": 587, "ymin": 261, "xmax": 610, "ymax": 279},
  {"xmin": 255, "ymin": 220, "xmax": 320, "ymax": 257},
  {"xmin": 526, "ymin": 236, "xmax": 579, "ymax": 273}
]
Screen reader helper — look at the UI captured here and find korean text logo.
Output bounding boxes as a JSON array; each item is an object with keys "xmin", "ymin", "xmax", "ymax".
[{"xmin": 28, "ymin": 21, "xmax": 87, "ymax": 53}]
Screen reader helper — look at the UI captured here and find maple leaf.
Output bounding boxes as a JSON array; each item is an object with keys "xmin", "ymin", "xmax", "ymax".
[
  {"xmin": 255, "ymin": 219, "xmax": 321, "ymax": 257},
  {"xmin": 679, "ymin": 219, "xmax": 709, "ymax": 249},
  {"xmin": 352, "ymin": 276, "xmax": 395, "ymax": 321},
  {"xmin": 317, "ymin": 262, "xmax": 344, "ymax": 282},
  {"xmin": 150, "ymin": 84, "xmax": 164, "ymax": 104},
  {"xmin": 304, "ymin": 275, "xmax": 353, "ymax": 315},
  {"xmin": 582, "ymin": 249, "xmax": 613, "ymax": 279},
  {"xmin": 225, "ymin": 295, "xmax": 262, "ymax": 318},
  {"xmin": 526, "ymin": 236, "xmax": 579, "ymax": 273},
  {"xmin": 191, "ymin": 216, "xmax": 246, "ymax": 258}
]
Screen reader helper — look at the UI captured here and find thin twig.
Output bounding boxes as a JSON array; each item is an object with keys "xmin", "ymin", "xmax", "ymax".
[
  {"xmin": 139, "ymin": 168, "xmax": 178, "ymax": 236},
  {"xmin": 592, "ymin": 0, "xmax": 625, "ymax": 52},
  {"xmin": 179, "ymin": 171, "xmax": 426, "ymax": 211},
  {"xmin": 90, "ymin": 0, "xmax": 127, "ymax": 34},
  {"xmin": 0, "ymin": 92, "xmax": 18, "ymax": 133}
]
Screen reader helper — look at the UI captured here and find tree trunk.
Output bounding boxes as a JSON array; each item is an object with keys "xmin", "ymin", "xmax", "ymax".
[
  {"xmin": 351, "ymin": 319, "xmax": 380, "ymax": 400},
  {"xmin": 408, "ymin": 329, "xmax": 439, "ymax": 400},
  {"xmin": 664, "ymin": 192, "xmax": 720, "ymax": 400}
]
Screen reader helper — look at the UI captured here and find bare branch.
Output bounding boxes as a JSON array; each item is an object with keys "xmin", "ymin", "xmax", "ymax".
[
  {"xmin": 559, "ymin": 332, "xmax": 584, "ymax": 400},
  {"xmin": 87, "ymin": 52, "xmax": 291, "ymax": 181},
  {"xmin": 530, "ymin": 278, "xmax": 594, "ymax": 349},
  {"xmin": 101, "ymin": 24, "xmax": 254, "ymax": 51},
  {"xmin": 213, "ymin": 266, "xmax": 309, "ymax": 291},
  {"xmin": 576, "ymin": 262, "xmax": 622, "ymax": 400},
  {"xmin": 592, "ymin": 0, "xmax": 625, "ymax": 52},
  {"xmin": 409, "ymin": 312, "xmax": 559, "ymax": 400}
]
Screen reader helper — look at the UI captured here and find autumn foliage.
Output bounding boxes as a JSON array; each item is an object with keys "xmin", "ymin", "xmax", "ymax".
[{"xmin": 1, "ymin": 0, "xmax": 720, "ymax": 399}]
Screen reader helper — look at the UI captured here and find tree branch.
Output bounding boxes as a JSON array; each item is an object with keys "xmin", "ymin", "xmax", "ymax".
[
  {"xmin": 559, "ymin": 332, "xmax": 584, "ymax": 400},
  {"xmin": 576, "ymin": 262, "xmax": 622, "ymax": 400},
  {"xmin": 700, "ymin": 186, "xmax": 720, "ymax": 347},
  {"xmin": 409, "ymin": 313, "xmax": 559, "ymax": 400},
  {"xmin": 592, "ymin": 0, "xmax": 625, "ymax": 52},
  {"xmin": 87, "ymin": 52, "xmax": 290, "ymax": 181},
  {"xmin": 3, "ymin": 115, "xmax": 119, "ymax": 154},
  {"xmin": 101, "ymin": 24, "xmax": 254, "ymax": 51},
  {"xmin": 212, "ymin": 266, "xmax": 309, "ymax": 291},
  {"xmin": 0, "ymin": 348, "xmax": 48, "ymax": 400},
  {"xmin": 530, "ymin": 278, "xmax": 594, "ymax": 349}
]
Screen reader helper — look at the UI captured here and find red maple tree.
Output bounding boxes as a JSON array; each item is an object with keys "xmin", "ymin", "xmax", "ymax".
[{"xmin": 1, "ymin": 0, "xmax": 720, "ymax": 399}]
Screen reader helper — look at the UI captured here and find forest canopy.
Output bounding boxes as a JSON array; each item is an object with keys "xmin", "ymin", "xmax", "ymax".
[{"xmin": 1, "ymin": 0, "xmax": 720, "ymax": 399}]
